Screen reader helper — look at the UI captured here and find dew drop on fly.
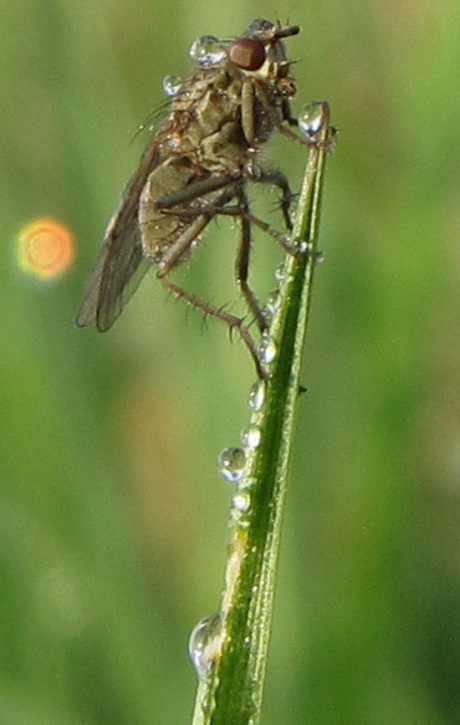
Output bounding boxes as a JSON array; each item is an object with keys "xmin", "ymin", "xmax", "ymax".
[
  {"xmin": 162, "ymin": 75, "xmax": 183, "ymax": 97},
  {"xmin": 189, "ymin": 35, "xmax": 227, "ymax": 66}
]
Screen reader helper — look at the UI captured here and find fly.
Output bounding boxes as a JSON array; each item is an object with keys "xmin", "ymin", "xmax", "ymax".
[{"xmin": 77, "ymin": 19, "xmax": 318, "ymax": 378}]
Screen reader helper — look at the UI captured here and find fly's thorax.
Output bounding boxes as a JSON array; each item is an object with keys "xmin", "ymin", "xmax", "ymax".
[
  {"xmin": 199, "ymin": 120, "xmax": 248, "ymax": 172},
  {"xmin": 156, "ymin": 67, "xmax": 250, "ymax": 174}
]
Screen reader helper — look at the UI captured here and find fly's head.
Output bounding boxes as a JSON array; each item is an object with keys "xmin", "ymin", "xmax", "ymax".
[
  {"xmin": 189, "ymin": 20, "xmax": 299, "ymax": 97},
  {"xmin": 232, "ymin": 20, "xmax": 298, "ymax": 82}
]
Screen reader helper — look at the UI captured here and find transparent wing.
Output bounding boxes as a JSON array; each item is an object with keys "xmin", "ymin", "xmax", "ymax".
[{"xmin": 76, "ymin": 141, "xmax": 160, "ymax": 331}]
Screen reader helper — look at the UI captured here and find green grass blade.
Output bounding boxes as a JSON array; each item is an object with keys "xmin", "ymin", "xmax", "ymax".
[{"xmin": 190, "ymin": 103, "xmax": 334, "ymax": 725}]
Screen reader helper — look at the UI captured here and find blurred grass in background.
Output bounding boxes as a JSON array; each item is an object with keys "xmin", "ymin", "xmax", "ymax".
[{"xmin": 1, "ymin": 0, "xmax": 460, "ymax": 723}]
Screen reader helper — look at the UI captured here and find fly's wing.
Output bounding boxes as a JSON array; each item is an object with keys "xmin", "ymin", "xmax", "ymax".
[{"xmin": 76, "ymin": 141, "xmax": 161, "ymax": 331}]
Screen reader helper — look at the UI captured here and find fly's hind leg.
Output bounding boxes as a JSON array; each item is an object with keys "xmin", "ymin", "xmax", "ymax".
[{"xmin": 159, "ymin": 274, "xmax": 268, "ymax": 380}]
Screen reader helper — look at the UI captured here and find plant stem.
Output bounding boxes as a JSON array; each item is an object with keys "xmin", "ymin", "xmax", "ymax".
[{"xmin": 191, "ymin": 102, "xmax": 333, "ymax": 725}]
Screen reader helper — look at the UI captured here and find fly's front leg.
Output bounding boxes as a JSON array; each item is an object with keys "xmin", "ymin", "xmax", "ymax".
[
  {"xmin": 241, "ymin": 77, "xmax": 257, "ymax": 146},
  {"xmin": 254, "ymin": 82, "xmax": 334, "ymax": 150},
  {"xmin": 281, "ymin": 98, "xmax": 299, "ymax": 128}
]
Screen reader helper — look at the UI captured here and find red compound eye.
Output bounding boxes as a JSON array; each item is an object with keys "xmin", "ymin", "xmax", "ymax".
[{"xmin": 229, "ymin": 38, "xmax": 266, "ymax": 71}]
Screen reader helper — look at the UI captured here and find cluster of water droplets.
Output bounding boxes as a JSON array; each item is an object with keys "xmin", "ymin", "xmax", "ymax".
[
  {"xmin": 189, "ymin": 35, "xmax": 227, "ymax": 67},
  {"xmin": 190, "ymin": 250, "xmax": 320, "ymax": 677},
  {"xmin": 216, "ymin": 375, "xmax": 269, "ymax": 536},
  {"xmin": 189, "ymin": 298, "xmax": 274, "ymax": 677}
]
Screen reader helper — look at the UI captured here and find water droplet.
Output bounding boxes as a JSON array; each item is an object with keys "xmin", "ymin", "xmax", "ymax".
[
  {"xmin": 230, "ymin": 491, "xmax": 251, "ymax": 529},
  {"xmin": 232, "ymin": 491, "xmax": 251, "ymax": 513},
  {"xmin": 297, "ymin": 241, "xmax": 313, "ymax": 254},
  {"xmin": 258, "ymin": 335, "xmax": 277, "ymax": 365},
  {"xmin": 188, "ymin": 612, "xmax": 222, "ymax": 678},
  {"xmin": 218, "ymin": 447, "xmax": 246, "ymax": 482},
  {"xmin": 274, "ymin": 263, "xmax": 286, "ymax": 282},
  {"xmin": 265, "ymin": 289, "xmax": 281, "ymax": 316},
  {"xmin": 248, "ymin": 380, "xmax": 266, "ymax": 411},
  {"xmin": 162, "ymin": 74, "xmax": 183, "ymax": 97},
  {"xmin": 189, "ymin": 35, "xmax": 227, "ymax": 66},
  {"xmin": 298, "ymin": 101, "xmax": 330, "ymax": 142},
  {"xmin": 241, "ymin": 424, "xmax": 261, "ymax": 450}
]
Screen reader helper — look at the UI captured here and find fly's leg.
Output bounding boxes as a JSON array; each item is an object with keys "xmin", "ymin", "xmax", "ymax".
[
  {"xmin": 241, "ymin": 77, "xmax": 305, "ymax": 160},
  {"xmin": 154, "ymin": 174, "xmax": 236, "ymax": 210},
  {"xmin": 234, "ymin": 189, "xmax": 269, "ymax": 333},
  {"xmin": 155, "ymin": 213, "xmax": 210, "ymax": 276},
  {"xmin": 254, "ymin": 81, "xmax": 333, "ymax": 150},
  {"xmin": 241, "ymin": 77, "xmax": 257, "ymax": 146},
  {"xmin": 281, "ymin": 98, "xmax": 299, "ymax": 128},
  {"xmin": 282, "ymin": 98, "xmax": 337, "ymax": 150},
  {"xmin": 159, "ymin": 275, "xmax": 268, "ymax": 380},
  {"xmin": 249, "ymin": 168, "xmax": 294, "ymax": 231},
  {"xmin": 242, "ymin": 76, "xmax": 313, "ymax": 157},
  {"xmin": 235, "ymin": 82, "xmax": 295, "ymax": 228},
  {"xmin": 240, "ymin": 211, "xmax": 298, "ymax": 255},
  {"xmin": 206, "ymin": 206, "xmax": 300, "ymax": 257},
  {"xmin": 150, "ymin": 185, "xmax": 268, "ymax": 379},
  {"xmin": 148, "ymin": 178, "xmax": 239, "ymax": 276}
]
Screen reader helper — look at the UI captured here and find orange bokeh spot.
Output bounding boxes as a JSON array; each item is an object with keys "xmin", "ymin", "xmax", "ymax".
[{"xmin": 18, "ymin": 218, "xmax": 75, "ymax": 279}]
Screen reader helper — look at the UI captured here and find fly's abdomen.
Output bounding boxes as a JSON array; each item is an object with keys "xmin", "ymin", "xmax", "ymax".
[{"xmin": 139, "ymin": 159, "xmax": 197, "ymax": 260}]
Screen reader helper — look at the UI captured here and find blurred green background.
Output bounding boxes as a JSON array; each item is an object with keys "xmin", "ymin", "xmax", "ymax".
[{"xmin": 2, "ymin": 0, "xmax": 460, "ymax": 722}]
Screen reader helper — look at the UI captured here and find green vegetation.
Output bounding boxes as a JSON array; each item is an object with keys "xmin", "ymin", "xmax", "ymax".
[{"xmin": 1, "ymin": 2, "xmax": 460, "ymax": 723}]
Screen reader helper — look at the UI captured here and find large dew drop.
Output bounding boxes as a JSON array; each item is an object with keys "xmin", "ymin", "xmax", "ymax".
[
  {"xmin": 189, "ymin": 35, "xmax": 227, "ymax": 66},
  {"xmin": 298, "ymin": 101, "xmax": 329, "ymax": 143},
  {"xmin": 188, "ymin": 612, "xmax": 222, "ymax": 678},
  {"xmin": 218, "ymin": 447, "xmax": 246, "ymax": 482}
]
